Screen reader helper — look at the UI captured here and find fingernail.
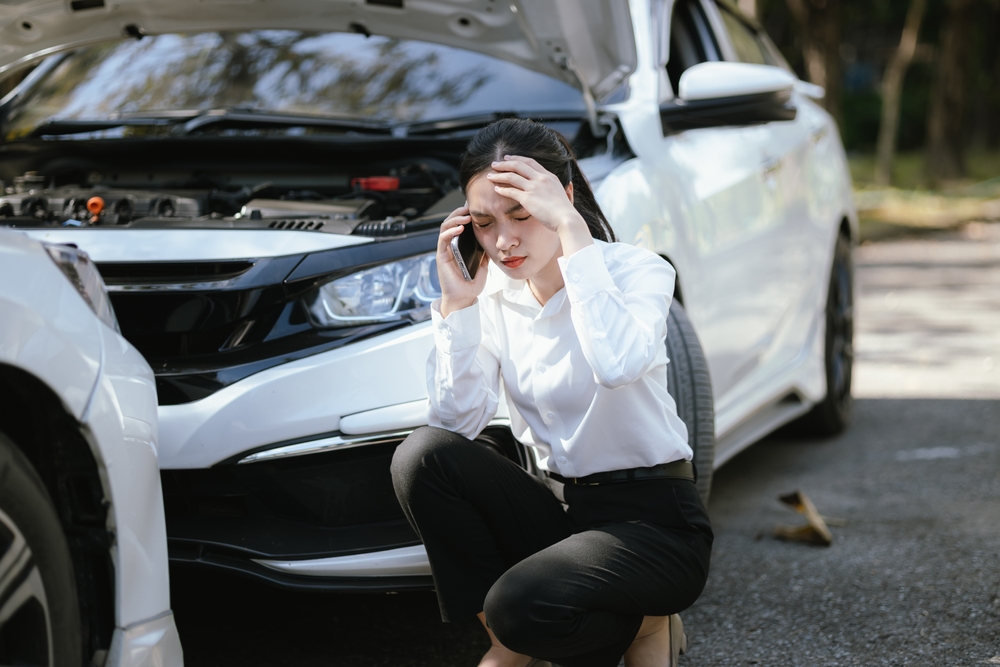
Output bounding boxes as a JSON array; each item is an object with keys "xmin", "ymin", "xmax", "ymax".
[
  {"xmin": 504, "ymin": 155, "xmax": 513, "ymax": 159},
  {"xmin": 491, "ymin": 161, "xmax": 501, "ymax": 166}
]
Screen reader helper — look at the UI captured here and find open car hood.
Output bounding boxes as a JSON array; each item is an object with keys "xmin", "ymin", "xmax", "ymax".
[{"xmin": 0, "ymin": 0, "xmax": 636, "ymax": 103}]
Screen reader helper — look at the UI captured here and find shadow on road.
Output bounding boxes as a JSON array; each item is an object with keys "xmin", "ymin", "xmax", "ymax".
[{"xmin": 172, "ymin": 399, "xmax": 1000, "ymax": 666}]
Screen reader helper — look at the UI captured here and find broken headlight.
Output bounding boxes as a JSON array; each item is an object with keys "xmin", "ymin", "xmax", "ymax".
[{"xmin": 306, "ymin": 252, "xmax": 441, "ymax": 327}]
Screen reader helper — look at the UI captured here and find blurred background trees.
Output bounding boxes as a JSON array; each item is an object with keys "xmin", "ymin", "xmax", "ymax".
[
  {"xmin": 752, "ymin": 0, "xmax": 1000, "ymax": 187},
  {"xmin": 2, "ymin": 1, "xmax": 998, "ymax": 189}
]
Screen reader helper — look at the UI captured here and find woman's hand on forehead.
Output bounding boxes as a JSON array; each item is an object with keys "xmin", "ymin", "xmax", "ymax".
[{"xmin": 486, "ymin": 155, "xmax": 584, "ymax": 235}]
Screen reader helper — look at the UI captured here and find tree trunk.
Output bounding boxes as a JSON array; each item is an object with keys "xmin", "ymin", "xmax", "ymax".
[
  {"xmin": 875, "ymin": 0, "xmax": 927, "ymax": 186},
  {"xmin": 785, "ymin": 0, "xmax": 843, "ymax": 128},
  {"xmin": 926, "ymin": 0, "xmax": 977, "ymax": 184}
]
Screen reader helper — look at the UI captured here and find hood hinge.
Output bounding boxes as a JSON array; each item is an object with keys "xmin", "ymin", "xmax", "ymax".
[{"xmin": 554, "ymin": 54, "xmax": 606, "ymax": 139}]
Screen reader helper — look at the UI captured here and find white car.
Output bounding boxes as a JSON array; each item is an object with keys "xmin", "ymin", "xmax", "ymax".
[
  {"xmin": 0, "ymin": 0, "xmax": 855, "ymax": 593},
  {"xmin": 0, "ymin": 230, "xmax": 182, "ymax": 664}
]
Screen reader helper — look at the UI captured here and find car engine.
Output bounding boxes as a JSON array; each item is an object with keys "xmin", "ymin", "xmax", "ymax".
[{"xmin": 0, "ymin": 161, "xmax": 463, "ymax": 237}]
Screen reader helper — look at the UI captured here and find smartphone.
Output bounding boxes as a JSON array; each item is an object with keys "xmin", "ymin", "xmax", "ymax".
[{"xmin": 450, "ymin": 223, "xmax": 485, "ymax": 281}]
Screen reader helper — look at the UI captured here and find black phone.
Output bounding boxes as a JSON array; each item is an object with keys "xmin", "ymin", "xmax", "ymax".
[{"xmin": 450, "ymin": 222, "xmax": 485, "ymax": 281}]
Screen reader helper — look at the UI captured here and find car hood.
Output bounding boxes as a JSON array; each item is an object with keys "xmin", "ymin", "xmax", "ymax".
[{"xmin": 0, "ymin": 0, "xmax": 636, "ymax": 103}]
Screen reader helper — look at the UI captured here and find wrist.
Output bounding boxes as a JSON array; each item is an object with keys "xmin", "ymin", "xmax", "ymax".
[
  {"xmin": 557, "ymin": 211, "xmax": 595, "ymax": 258},
  {"xmin": 441, "ymin": 296, "xmax": 476, "ymax": 318}
]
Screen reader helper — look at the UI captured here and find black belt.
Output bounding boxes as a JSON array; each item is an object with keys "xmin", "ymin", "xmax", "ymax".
[{"xmin": 545, "ymin": 460, "xmax": 695, "ymax": 486}]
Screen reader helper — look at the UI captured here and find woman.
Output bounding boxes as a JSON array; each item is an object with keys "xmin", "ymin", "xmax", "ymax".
[{"xmin": 390, "ymin": 119, "xmax": 713, "ymax": 667}]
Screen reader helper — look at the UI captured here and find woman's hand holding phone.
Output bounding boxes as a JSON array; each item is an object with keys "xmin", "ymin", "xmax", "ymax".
[{"xmin": 437, "ymin": 204, "xmax": 488, "ymax": 317}]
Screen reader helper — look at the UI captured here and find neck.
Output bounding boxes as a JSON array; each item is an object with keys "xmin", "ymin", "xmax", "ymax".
[{"xmin": 527, "ymin": 251, "xmax": 565, "ymax": 306}]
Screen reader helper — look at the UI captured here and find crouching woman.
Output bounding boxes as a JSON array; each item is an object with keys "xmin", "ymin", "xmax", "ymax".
[{"xmin": 391, "ymin": 118, "xmax": 713, "ymax": 667}]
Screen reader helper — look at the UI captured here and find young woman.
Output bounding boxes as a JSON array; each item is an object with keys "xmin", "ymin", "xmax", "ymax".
[{"xmin": 391, "ymin": 119, "xmax": 713, "ymax": 667}]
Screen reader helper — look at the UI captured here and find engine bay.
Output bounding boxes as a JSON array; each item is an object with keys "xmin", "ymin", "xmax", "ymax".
[{"xmin": 0, "ymin": 158, "xmax": 463, "ymax": 237}]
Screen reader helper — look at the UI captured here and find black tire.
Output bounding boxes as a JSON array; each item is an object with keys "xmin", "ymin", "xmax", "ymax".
[
  {"xmin": 798, "ymin": 233, "xmax": 854, "ymax": 436},
  {"xmin": 0, "ymin": 431, "xmax": 83, "ymax": 667},
  {"xmin": 665, "ymin": 301, "xmax": 715, "ymax": 504}
]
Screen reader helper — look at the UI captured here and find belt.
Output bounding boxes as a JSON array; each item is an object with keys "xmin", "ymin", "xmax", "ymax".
[{"xmin": 545, "ymin": 460, "xmax": 695, "ymax": 486}]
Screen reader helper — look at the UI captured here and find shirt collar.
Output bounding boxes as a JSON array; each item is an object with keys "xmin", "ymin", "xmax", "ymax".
[
  {"xmin": 484, "ymin": 261, "xmax": 567, "ymax": 315},
  {"xmin": 484, "ymin": 261, "xmax": 525, "ymax": 300}
]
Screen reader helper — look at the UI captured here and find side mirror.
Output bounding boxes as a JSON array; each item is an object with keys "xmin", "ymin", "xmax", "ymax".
[{"xmin": 660, "ymin": 62, "xmax": 798, "ymax": 134}]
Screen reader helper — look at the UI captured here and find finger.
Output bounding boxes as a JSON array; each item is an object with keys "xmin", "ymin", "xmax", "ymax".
[
  {"xmin": 491, "ymin": 158, "xmax": 539, "ymax": 179},
  {"xmin": 486, "ymin": 171, "xmax": 531, "ymax": 190},
  {"xmin": 502, "ymin": 154, "xmax": 548, "ymax": 175},
  {"xmin": 437, "ymin": 219, "xmax": 467, "ymax": 254},
  {"xmin": 441, "ymin": 213, "xmax": 470, "ymax": 231},
  {"xmin": 492, "ymin": 184, "xmax": 527, "ymax": 203}
]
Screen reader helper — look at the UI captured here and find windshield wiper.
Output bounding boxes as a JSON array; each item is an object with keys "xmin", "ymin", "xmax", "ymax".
[
  {"xmin": 171, "ymin": 108, "xmax": 393, "ymax": 136},
  {"xmin": 26, "ymin": 108, "xmax": 393, "ymax": 138},
  {"xmin": 27, "ymin": 112, "xmax": 199, "ymax": 138},
  {"xmin": 399, "ymin": 111, "xmax": 586, "ymax": 136}
]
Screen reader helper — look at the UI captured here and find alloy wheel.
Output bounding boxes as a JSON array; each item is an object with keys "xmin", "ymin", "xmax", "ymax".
[{"xmin": 0, "ymin": 507, "xmax": 53, "ymax": 667}]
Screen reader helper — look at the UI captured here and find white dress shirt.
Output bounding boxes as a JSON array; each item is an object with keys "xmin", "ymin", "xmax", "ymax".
[{"xmin": 427, "ymin": 240, "xmax": 691, "ymax": 478}]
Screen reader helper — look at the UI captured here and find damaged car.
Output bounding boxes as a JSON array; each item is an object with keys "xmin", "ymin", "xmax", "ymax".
[
  {"xmin": 0, "ymin": 0, "xmax": 856, "ymax": 595},
  {"xmin": 0, "ymin": 230, "xmax": 182, "ymax": 665}
]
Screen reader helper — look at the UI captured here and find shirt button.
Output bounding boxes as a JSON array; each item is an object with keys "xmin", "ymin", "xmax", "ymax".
[
  {"xmin": 546, "ymin": 411, "xmax": 555, "ymax": 420},
  {"xmin": 537, "ymin": 365, "xmax": 546, "ymax": 373},
  {"xmin": 557, "ymin": 456, "xmax": 568, "ymax": 464},
  {"xmin": 570, "ymin": 273, "xmax": 580, "ymax": 282}
]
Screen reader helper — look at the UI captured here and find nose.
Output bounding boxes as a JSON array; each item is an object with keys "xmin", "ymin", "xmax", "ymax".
[{"xmin": 495, "ymin": 220, "xmax": 518, "ymax": 253}]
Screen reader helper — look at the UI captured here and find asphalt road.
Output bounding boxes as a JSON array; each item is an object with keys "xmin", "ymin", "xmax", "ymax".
[{"xmin": 171, "ymin": 223, "xmax": 1000, "ymax": 666}]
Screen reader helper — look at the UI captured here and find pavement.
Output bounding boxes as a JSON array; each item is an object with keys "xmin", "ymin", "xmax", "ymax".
[{"xmin": 171, "ymin": 222, "xmax": 1000, "ymax": 666}]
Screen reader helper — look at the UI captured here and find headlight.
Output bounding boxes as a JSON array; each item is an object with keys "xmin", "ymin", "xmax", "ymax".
[
  {"xmin": 306, "ymin": 252, "xmax": 441, "ymax": 327},
  {"xmin": 44, "ymin": 243, "xmax": 120, "ymax": 332}
]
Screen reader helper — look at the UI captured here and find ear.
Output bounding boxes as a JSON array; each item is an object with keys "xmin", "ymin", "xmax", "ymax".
[{"xmin": 565, "ymin": 182, "xmax": 574, "ymax": 204}]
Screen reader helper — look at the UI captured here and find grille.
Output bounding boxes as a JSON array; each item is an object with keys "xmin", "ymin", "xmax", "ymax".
[{"xmin": 98, "ymin": 261, "xmax": 255, "ymax": 285}]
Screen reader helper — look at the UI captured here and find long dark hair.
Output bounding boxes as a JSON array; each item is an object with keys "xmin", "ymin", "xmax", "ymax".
[{"xmin": 459, "ymin": 118, "xmax": 617, "ymax": 243}]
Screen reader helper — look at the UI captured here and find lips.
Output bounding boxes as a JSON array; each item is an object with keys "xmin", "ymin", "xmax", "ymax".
[{"xmin": 501, "ymin": 256, "xmax": 526, "ymax": 269}]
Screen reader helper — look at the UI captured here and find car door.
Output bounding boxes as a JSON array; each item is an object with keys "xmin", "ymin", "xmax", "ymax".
[
  {"xmin": 652, "ymin": 0, "xmax": 788, "ymax": 425},
  {"xmin": 709, "ymin": 1, "xmax": 821, "ymax": 389}
]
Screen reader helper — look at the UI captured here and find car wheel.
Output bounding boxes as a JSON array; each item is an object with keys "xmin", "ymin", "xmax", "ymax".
[
  {"xmin": 799, "ymin": 232, "xmax": 854, "ymax": 436},
  {"xmin": 0, "ymin": 431, "xmax": 83, "ymax": 667},
  {"xmin": 666, "ymin": 301, "xmax": 715, "ymax": 504}
]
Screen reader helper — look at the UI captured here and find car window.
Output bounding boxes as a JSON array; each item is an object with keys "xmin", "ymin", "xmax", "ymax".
[
  {"xmin": 3, "ymin": 31, "xmax": 586, "ymax": 140},
  {"xmin": 717, "ymin": 6, "xmax": 773, "ymax": 66},
  {"xmin": 657, "ymin": 0, "xmax": 721, "ymax": 98}
]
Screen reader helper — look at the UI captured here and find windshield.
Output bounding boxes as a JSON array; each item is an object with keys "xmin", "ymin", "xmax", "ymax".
[{"xmin": 4, "ymin": 31, "xmax": 586, "ymax": 140}]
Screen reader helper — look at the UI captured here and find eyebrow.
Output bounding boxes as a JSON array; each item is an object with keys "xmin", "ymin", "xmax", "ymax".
[{"xmin": 470, "ymin": 203, "xmax": 525, "ymax": 218}]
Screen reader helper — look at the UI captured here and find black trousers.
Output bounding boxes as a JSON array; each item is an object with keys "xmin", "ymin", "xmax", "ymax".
[{"xmin": 390, "ymin": 426, "xmax": 713, "ymax": 667}]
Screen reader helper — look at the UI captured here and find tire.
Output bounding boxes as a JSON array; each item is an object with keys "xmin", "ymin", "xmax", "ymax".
[
  {"xmin": 665, "ymin": 301, "xmax": 715, "ymax": 504},
  {"xmin": 0, "ymin": 431, "xmax": 83, "ymax": 667},
  {"xmin": 798, "ymin": 233, "xmax": 854, "ymax": 436}
]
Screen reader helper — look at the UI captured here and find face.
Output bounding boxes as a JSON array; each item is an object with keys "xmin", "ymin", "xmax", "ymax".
[{"xmin": 465, "ymin": 169, "xmax": 566, "ymax": 282}]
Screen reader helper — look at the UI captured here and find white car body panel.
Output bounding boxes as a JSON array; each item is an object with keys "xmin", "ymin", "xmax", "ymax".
[
  {"xmin": 21, "ymin": 228, "xmax": 371, "ymax": 262},
  {"xmin": 0, "ymin": 232, "xmax": 102, "ymax": 420},
  {"xmin": 158, "ymin": 322, "xmax": 434, "ymax": 468},
  {"xmin": 0, "ymin": 230, "xmax": 182, "ymax": 664}
]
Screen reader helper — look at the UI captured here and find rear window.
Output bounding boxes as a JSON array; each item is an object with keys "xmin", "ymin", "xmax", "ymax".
[{"xmin": 4, "ymin": 31, "xmax": 586, "ymax": 139}]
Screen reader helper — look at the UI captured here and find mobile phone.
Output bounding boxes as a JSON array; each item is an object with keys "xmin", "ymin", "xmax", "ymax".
[{"xmin": 450, "ymin": 223, "xmax": 485, "ymax": 281}]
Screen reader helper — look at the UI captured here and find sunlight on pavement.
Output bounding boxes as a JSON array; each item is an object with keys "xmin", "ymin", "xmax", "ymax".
[{"xmin": 853, "ymin": 221, "xmax": 1000, "ymax": 399}]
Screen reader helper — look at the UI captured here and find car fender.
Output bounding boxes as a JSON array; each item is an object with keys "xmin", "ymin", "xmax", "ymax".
[{"xmin": 0, "ymin": 232, "xmax": 103, "ymax": 420}]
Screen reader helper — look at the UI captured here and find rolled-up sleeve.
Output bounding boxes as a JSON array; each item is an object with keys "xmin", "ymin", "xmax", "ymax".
[
  {"xmin": 426, "ymin": 298, "xmax": 501, "ymax": 438},
  {"xmin": 558, "ymin": 244, "xmax": 674, "ymax": 389}
]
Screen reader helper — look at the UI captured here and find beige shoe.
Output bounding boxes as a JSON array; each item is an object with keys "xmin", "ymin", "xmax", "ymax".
[{"xmin": 668, "ymin": 614, "xmax": 688, "ymax": 666}]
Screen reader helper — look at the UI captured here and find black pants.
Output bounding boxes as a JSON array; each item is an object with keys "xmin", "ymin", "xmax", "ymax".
[{"xmin": 390, "ymin": 427, "xmax": 713, "ymax": 667}]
